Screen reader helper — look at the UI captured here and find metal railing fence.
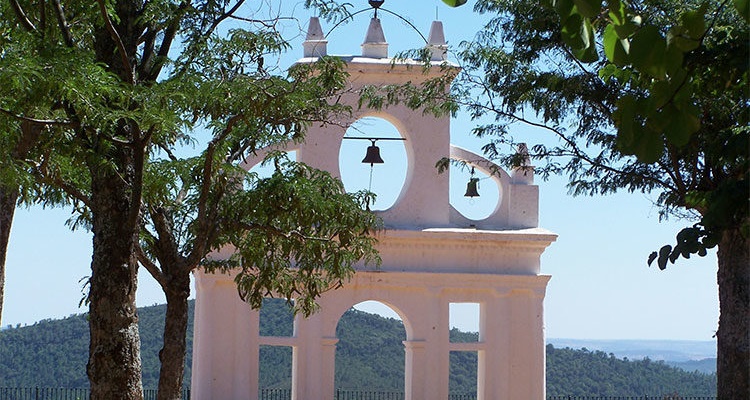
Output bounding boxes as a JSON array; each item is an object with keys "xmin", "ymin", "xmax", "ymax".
[
  {"xmin": 0, "ymin": 387, "xmax": 190, "ymax": 400},
  {"xmin": 335, "ymin": 389, "xmax": 405, "ymax": 399},
  {"xmin": 0, "ymin": 388, "xmax": 717, "ymax": 400}
]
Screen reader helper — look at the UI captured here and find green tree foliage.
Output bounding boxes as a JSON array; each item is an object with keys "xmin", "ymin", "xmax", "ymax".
[
  {"xmin": 449, "ymin": 351, "xmax": 478, "ymax": 395},
  {"xmin": 546, "ymin": 345, "xmax": 716, "ymax": 396},
  {"xmin": 445, "ymin": 0, "xmax": 747, "ymax": 395},
  {"xmin": 0, "ymin": 1, "xmax": 380, "ymax": 398},
  {"xmin": 0, "ymin": 316, "xmax": 89, "ymax": 388},
  {"xmin": 0, "ymin": 302, "xmax": 193, "ymax": 389}
]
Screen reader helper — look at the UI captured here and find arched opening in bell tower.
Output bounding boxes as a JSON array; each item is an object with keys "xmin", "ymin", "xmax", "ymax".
[
  {"xmin": 339, "ymin": 117, "xmax": 408, "ymax": 211},
  {"xmin": 334, "ymin": 301, "xmax": 408, "ymax": 393},
  {"xmin": 449, "ymin": 163, "xmax": 501, "ymax": 221}
]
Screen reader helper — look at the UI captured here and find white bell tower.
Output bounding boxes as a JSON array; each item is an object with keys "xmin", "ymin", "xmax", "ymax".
[{"xmin": 191, "ymin": 13, "xmax": 556, "ymax": 400}]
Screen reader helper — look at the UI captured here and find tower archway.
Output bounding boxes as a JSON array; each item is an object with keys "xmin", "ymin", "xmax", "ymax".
[
  {"xmin": 339, "ymin": 117, "xmax": 408, "ymax": 211},
  {"xmin": 334, "ymin": 301, "xmax": 408, "ymax": 392}
]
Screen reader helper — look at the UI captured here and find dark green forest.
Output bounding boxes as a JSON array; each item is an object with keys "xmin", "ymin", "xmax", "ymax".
[{"xmin": 0, "ymin": 301, "xmax": 715, "ymax": 396}]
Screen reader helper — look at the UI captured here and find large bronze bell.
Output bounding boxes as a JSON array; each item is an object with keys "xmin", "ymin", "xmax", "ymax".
[
  {"xmin": 464, "ymin": 177, "xmax": 480, "ymax": 198},
  {"xmin": 362, "ymin": 142, "xmax": 385, "ymax": 166}
]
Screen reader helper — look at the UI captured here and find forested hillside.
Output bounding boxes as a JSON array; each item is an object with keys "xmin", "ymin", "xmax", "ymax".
[
  {"xmin": 546, "ymin": 346, "xmax": 715, "ymax": 396},
  {"xmin": 0, "ymin": 301, "xmax": 716, "ymax": 396}
]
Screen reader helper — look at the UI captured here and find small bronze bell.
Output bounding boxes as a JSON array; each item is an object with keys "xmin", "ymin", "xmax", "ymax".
[
  {"xmin": 362, "ymin": 141, "xmax": 385, "ymax": 166},
  {"xmin": 464, "ymin": 166, "xmax": 480, "ymax": 197},
  {"xmin": 464, "ymin": 177, "xmax": 480, "ymax": 198}
]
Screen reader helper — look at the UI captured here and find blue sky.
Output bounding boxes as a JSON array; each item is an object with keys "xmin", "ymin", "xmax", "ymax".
[{"xmin": 2, "ymin": 0, "xmax": 719, "ymax": 344}]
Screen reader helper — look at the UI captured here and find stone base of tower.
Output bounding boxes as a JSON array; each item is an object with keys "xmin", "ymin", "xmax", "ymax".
[{"xmin": 190, "ymin": 227, "xmax": 555, "ymax": 400}]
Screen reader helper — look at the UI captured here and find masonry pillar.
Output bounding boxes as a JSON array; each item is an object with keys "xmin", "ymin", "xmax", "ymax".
[
  {"xmin": 479, "ymin": 294, "xmax": 511, "ymax": 399},
  {"xmin": 403, "ymin": 339, "xmax": 426, "ymax": 400},
  {"xmin": 507, "ymin": 288, "xmax": 547, "ymax": 399},
  {"xmin": 191, "ymin": 274, "xmax": 258, "ymax": 399},
  {"xmin": 320, "ymin": 337, "xmax": 340, "ymax": 399}
]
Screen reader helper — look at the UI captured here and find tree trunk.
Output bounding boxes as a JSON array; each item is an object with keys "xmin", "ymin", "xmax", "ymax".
[
  {"xmin": 716, "ymin": 226, "xmax": 750, "ymax": 399},
  {"xmin": 157, "ymin": 271, "xmax": 191, "ymax": 400},
  {"xmin": 0, "ymin": 187, "xmax": 18, "ymax": 325},
  {"xmin": 86, "ymin": 166, "xmax": 143, "ymax": 400}
]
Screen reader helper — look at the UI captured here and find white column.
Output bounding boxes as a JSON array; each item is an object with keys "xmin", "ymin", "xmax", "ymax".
[
  {"xmin": 320, "ymin": 337, "xmax": 340, "ymax": 399},
  {"xmin": 191, "ymin": 274, "xmax": 259, "ymax": 400},
  {"xmin": 435, "ymin": 297, "xmax": 451, "ymax": 400},
  {"xmin": 190, "ymin": 273, "xmax": 211, "ymax": 400},
  {"xmin": 292, "ymin": 312, "xmax": 332, "ymax": 399},
  {"xmin": 479, "ymin": 295, "xmax": 511, "ymax": 400},
  {"xmin": 403, "ymin": 340, "xmax": 426, "ymax": 400},
  {"xmin": 401, "ymin": 291, "xmax": 447, "ymax": 400},
  {"xmin": 507, "ymin": 289, "xmax": 546, "ymax": 400}
]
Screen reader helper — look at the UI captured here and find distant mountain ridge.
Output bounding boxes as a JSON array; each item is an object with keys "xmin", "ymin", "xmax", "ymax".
[
  {"xmin": 548, "ymin": 338, "xmax": 716, "ymax": 361},
  {"xmin": 548, "ymin": 338, "xmax": 717, "ymax": 374},
  {"xmin": 0, "ymin": 301, "xmax": 716, "ymax": 396}
]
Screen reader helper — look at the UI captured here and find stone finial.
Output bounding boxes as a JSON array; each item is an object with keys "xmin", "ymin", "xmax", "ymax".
[
  {"xmin": 511, "ymin": 143, "xmax": 534, "ymax": 184},
  {"xmin": 426, "ymin": 20, "xmax": 448, "ymax": 61},
  {"xmin": 303, "ymin": 17, "xmax": 328, "ymax": 57},
  {"xmin": 362, "ymin": 17, "xmax": 388, "ymax": 58}
]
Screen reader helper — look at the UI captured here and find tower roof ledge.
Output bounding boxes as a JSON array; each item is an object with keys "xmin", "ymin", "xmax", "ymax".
[{"xmin": 295, "ymin": 55, "xmax": 459, "ymax": 68}]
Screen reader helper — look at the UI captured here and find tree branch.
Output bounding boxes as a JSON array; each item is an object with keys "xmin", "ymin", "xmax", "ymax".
[
  {"xmin": 137, "ymin": 27, "xmax": 157, "ymax": 79},
  {"xmin": 203, "ymin": 0, "xmax": 246, "ymax": 39},
  {"xmin": 126, "ymin": 125, "xmax": 150, "ymax": 232},
  {"xmin": 51, "ymin": 0, "xmax": 74, "ymax": 47},
  {"xmin": 0, "ymin": 107, "xmax": 77, "ymax": 127},
  {"xmin": 34, "ymin": 159, "xmax": 92, "ymax": 208},
  {"xmin": 9, "ymin": 0, "xmax": 36, "ymax": 32},
  {"xmin": 227, "ymin": 15, "xmax": 295, "ymax": 28},
  {"xmin": 38, "ymin": 0, "xmax": 46, "ymax": 34},
  {"xmin": 136, "ymin": 245, "xmax": 167, "ymax": 290},
  {"xmin": 144, "ymin": 1, "xmax": 190, "ymax": 81},
  {"xmin": 97, "ymin": 0, "xmax": 135, "ymax": 84},
  {"xmin": 234, "ymin": 220, "xmax": 334, "ymax": 243},
  {"xmin": 184, "ymin": 117, "xmax": 240, "ymax": 267},
  {"xmin": 457, "ymin": 97, "xmax": 676, "ymax": 192}
]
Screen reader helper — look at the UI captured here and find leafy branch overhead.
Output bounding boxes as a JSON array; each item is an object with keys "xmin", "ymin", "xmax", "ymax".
[
  {"xmin": 442, "ymin": 0, "xmax": 747, "ymax": 396},
  {"xmin": 0, "ymin": 1, "xmax": 382, "ymax": 399},
  {"xmin": 550, "ymin": 0, "xmax": 747, "ymax": 163}
]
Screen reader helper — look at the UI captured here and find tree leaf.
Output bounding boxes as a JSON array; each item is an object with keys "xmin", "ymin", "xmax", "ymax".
[
  {"xmin": 564, "ymin": 17, "xmax": 598, "ymax": 62},
  {"xmin": 633, "ymin": 126, "xmax": 664, "ymax": 163},
  {"xmin": 614, "ymin": 94, "xmax": 637, "ymax": 149},
  {"xmin": 561, "ymin": 13, "xmax": 587, "ymax": 48},
  {"xmin": 604, "ymin": 24, "xmax": 629, "ymax": 65},
  {"xmin": 574, "ymin": 0, "xmax": 601, "ymax": 18},
  {"xmin": 681, "ymin": 7, "xmax": 707, "ymax": 39},
  {"xmin": 441, "ymin": 0, "xmax": 468, "ymax": 6},
  {"xmin": 607, "ymin": 0, "xmax": 627, "ymax": 25},
  {"xmin": 573, "ymin": 40, "xmax": 599, "ymax": 62},
  {"xmin": 664, "ymin": 43, "xmax": 685, "ymax": 75},
  {"xmin": 735, "ymin": 0, "xmax": 750, "ymax": 22},
  {"xmin": 664, "ymin": 106, "xmax": 700, "ymax": 147},
  {"xmin": 614, "ymin": 20, "xmax": 638, "ymax": 38},
  {"xmin": 630, "ymin": 25, "xmax": 667, "ymax": 79},
  {"xmin": 554, "ymin": 0, "xmax": 577, "ymax": 18},
  {"xmin": 657, "ymin": 245, "xmax": 672, "ymax": 270}
]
